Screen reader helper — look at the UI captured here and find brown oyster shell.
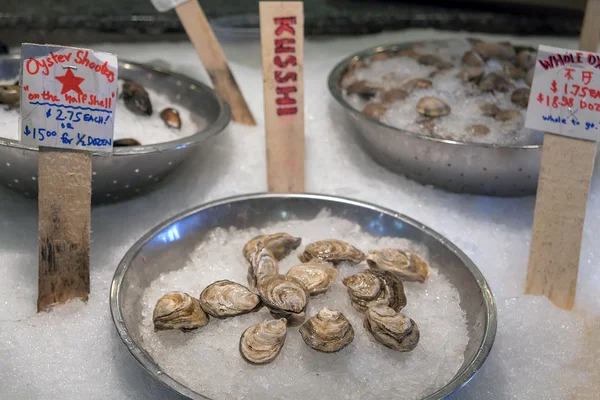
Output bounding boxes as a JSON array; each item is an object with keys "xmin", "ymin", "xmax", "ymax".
[
  {"xmin": 298, "ymin": 239, "xmax": 365, "ymax": 265},
  {"xmin": 199, "ymin": 280, "xmax": 262, "ymax": 318},
  {"xmin": 366, "ymin": 249, "xmax": 431, "ymax": 283},
  {"xmin": 299, "ymin": 307, "xmax": 354, "ymax": 353},
  {"xmin": 364, "ymin": 305, "xmax": 420, "ymax": 352},
  {"xmin": 239, "ymin": 319, "xmax": 287, "ymax": 364},
  {"xmin": 153, "ymin": 292, "xmax": 209, "ymax": 332}
]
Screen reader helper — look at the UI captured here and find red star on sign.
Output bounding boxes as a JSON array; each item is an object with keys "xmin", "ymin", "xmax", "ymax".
[{"xmin": 55, "ymin": 68, "xmax": 85, "ymax": 95}]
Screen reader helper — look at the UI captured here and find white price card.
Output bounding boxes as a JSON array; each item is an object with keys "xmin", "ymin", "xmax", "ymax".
[
  {"xmin": 525, "ymin": 44, "xmax": 600, "ymax": 142},
  {"xmin": 19, "ymin": 44, "xmax": 118, "ymax": 153}
]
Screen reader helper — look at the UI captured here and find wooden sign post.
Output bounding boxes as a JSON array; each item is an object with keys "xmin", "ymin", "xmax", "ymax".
[
  {"xmin": 19, "ymin": 44, "xmax": 118, "ymax": 311},
  {"xmin": 259, "ymin": 1, "xmax": 305, "ymax": 193},
  {"xmin": 524, "ymin": 0, "xmax": 600, "ymax": 310},
  {"xmin": 150, "ymin": 0, "xmax": 256, "ymax": 126}
]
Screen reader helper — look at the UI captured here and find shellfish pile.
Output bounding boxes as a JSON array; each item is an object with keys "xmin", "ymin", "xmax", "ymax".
[
  {"xmin": 341, "ymin": 38, "xmax": 544, "ymax": 146},
  {"xmin": 153, "ymin": 234, "xmax": 431, "ymax": 364}
]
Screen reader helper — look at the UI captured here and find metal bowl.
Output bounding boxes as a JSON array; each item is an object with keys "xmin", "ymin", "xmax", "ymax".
[
  {"xmin": 0, "ymin": 54, "xmax": 231, "ymax": 203},
  {"xmin": 110, "ymin": 193, "xmax": 497, "ymax": 400},
  {"xmin": 328, "ymin": 39, "xmax": 544, "ymax": 197}
]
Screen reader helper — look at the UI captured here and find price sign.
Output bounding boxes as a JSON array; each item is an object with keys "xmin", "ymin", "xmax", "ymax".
[
  {"xmin": 525, "ymin": 44, "xmax": 600, "ymax": 142},
  {"xmin": 19, "ymin": 43, "xmax": 118, "ymax": 152}
]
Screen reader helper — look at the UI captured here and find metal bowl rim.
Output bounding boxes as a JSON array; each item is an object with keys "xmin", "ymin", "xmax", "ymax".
[
  {"xmin": 109, "ymin": 192, "xmax": 497, "ymax": 400},
  {"xmin": 327, "ymin": 40, "xmax": 542, "ymax": 150},
  {"xmin": 0, "ymin": 54, "xmax": 232, "ymax": 156}
]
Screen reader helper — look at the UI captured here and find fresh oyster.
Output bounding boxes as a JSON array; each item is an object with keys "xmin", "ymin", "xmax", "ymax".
[
  {"xmin": 345, "ymin": 80, "xmax": 382, "ymax": 99},
  {"xmin": 458, "ymin": 66, "xmax": 484, "ymax": 82},
  {"xmin": 502, "ymin": 61, "xmax": 525, "ymax": 80},
  {"xmin": 299, "ymin": 308, "xmax": 354, "ymax": 353},
  {"xmin": 342, "ymin": 269, "xmax": 407, "ymax": 313},
  {"xmin": 380, "ymin": 88, "xmax": 409, "ymax": 104},
  {"xmin": 517, "ymin": 50, "xmax": 536, "ymax": 70},
  {"xmin": 287, "ymin": 261, "xmax": 339, "ymax": 295},
  {"xmin": 364, "ymin": 305, "xmax": 420, "ymax": 352},
  {"xmin": 462, "ymin": 50, "xmax": 485, "ymax": 67},
  {"xmin": 469, "ymin": 39, "xmax": 516, "ymax": 60},
  {"xmin": 480, "ymin": 102, "xmax": 502, "ymax": 117},
  {"xmin": 366, "ymin": 249, "xmax": 431, "ymax": 283},
  {"xmin": 160, "ymin": 107, "xmax": 181, "ymax": 129},
  {"xmin": 243, "ymin": 233, "xmax": 301, "ymax": 263},
  {"xmin": 153, "ymin": 292, "xmax": 209, "ymax": 332},
  {"xmin": 121, "ymin": 79, "xmax": 152, "ymax": 116},
  {"xmin": 416, "ymin": 97, "xmax": 451, "ymax": 118},
  {"xmin": 239, "ymin": 319, "xmax": 287, "ymax": 365},
  {"xmin": 479, "ymin": 71, "xmax": 513, "ymax": 93},
  {"xmin": 298, "ymin": 239, "xmax": 365, "ymax": 265},
  {"xmin": 400, "ymin": 78, "xmax": 433, "ymax": 92},
  {"xmin": 417, "ymin": 54, "xmax": 453, "ymax": 70},
  {"xmin": 362, "ymin": 102, "xmax": 388, "ymax": 119},
  {"xmin": 257, "ymin": 274, "xmax": 309, "ymax": 319},
  {"xmin": 0, "ymin": 85, "xmax": 19, "ymax": 108},
  {"xmin": 247, "ymin": 245, "xmax": 279, "ymax": 288},
  {"xmin": 199, "ymin": 280, "xmax": 262, "ymax": 318},
  {"xmin": 511, "ymin": 88, "xmax": 530, "ymax": 108},
  {"xmin": 114, "ymin": 138, "xmax": 141, "ymax": 147},
  {"xmin": 494, "ymin": 109, "xmax": 521, "ymax": 122},
  {"xmin": 470, "ymin": 124, "xmax": 490, "ymax": 136}
]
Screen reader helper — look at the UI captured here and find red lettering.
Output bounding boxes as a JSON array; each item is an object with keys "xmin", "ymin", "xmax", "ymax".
[
  {"xmin": 275, "ymin": 87, "xmax": 297, "ymax": 105},
  {"xmin": 27, "ymin": 92, "xmax": 40, "ymax": 100},
  {"xmin": 277, "ymin": 107, "xmax": 297, "ymax": 115},
  {"xmin": 275, "ymin": 38, "xmax": 295, "ymax": 54},
  {"xmin": 275, "ymin": 71, "xmax": 297, "ymax": 83},
  {"xmin": 25, "ymin": 58, "xmax": 39, "ymax": 75},
  {"xmin": 274, "ymin": 55, "xmax": 297, "ymax": 68},
  {"xmin": 274, "ymin": 17, "xmax": 296, "ymax": 35}
]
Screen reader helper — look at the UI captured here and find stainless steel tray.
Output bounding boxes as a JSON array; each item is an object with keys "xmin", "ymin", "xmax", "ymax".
[
  {"xmin": 328, "ymin": 39, "xmax": 546, "ymax": 197},
  {"xmin": 110, "ymin": 193, "xmax": 497, "ymax": 400},
  {"xmin": 0, "ymin": 55, "xmax": 231, "ymax": 203}
]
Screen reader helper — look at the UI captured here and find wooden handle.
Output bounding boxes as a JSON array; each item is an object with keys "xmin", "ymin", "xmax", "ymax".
[
  {"xmin": 175, "ymin": 0, "xmax": 256, "ymax": 126},
  {"xmin": 259, "ymin": 1, "xmax": 305, "ymax": 193},
  {"xmin": 525, "ymin": 0, "xmax": 600, "ymax": 310},
  {"xmin": 37, "ymin": 150, "xmax": 91, "ymax": 311}
]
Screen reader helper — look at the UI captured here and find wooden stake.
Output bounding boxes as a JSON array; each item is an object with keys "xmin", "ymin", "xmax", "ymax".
[
  {"xmin": 37, "ymin": 150, "xmax": 92, "ymax": 312},
  {"xmin": 525, "ymin": 0, "xmax": 600, "ymax": 310},
  {"xmin": 175, "ymin": 0, "xmax": 256, "ymax": 126},
  {"xmin": 259, "ymin": 1, "xmax": 305, "ymax": 193}
]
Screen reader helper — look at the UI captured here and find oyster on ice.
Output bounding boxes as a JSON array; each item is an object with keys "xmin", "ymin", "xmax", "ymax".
[
  {"xmin": 121, "ymin": 79, "xmax": 153, "ymax": 116},
  {"xmin": 287, "ymin": 261, "xmax": 339, "ymax": 296},
  {"xmin": 257, "ymin": 274, "xmax": 309, "ymax": 323},
  {"xmin": 153, "ymin": 292, "xmax": 209, "ymax": 332},
  {"xmin": 364, "ymin": 305, "xmax": 420, "ymax": 352},
  {"xmin": 345, "ymin": 80, "xmax": 382, "ymax": 99},
  {"xmin": 247, "ymin": 244, "xmax": 279, "ymax": 288},
  {"xmin": 199, "ymin": 280, "xmax": 262, "ymax": 318},
  {"xmin": 298, "ymin": 239, "xmax": 365, "ymax": 265},
  {"xmin": 366, "ymin": 249, "xmax": 431, "ymax": 283},
  {"xmin": 299, "ymin": 308, "xmax": 354, "ymax": 353},
  {"xmin": 243, "ymin": 233, "xmax": 302, "ymax": 263},
  {"xmin": 342, "ymin": 269, "xmax": 407, "ymax": 313},
  {"xmin": 239, "ymin": 319, "xmax": 287, "ymax": 364},
  {"xmin": 416, "ymin": 97, "xmax": 451, "ymax": 118}
]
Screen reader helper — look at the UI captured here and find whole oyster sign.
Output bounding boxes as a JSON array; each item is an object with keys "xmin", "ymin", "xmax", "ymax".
[{"xmin": 19, "ymin": 43, "xmax": 118, "ymax": 152}]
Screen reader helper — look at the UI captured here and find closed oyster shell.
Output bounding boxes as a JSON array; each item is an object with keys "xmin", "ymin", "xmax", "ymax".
[
  {"xmin": 243, "ymin": 233, "xmax": 302, "ymax": 263},
  {"xmin": 257, "ymin": 274, "xmax": 309, "ymax": 315},
  {"xmin": 298, "ymin": 239, "xmax": 365, "ymax": 265},
  {"xmin": 153, "ymin": 292, "xmax": 209, "ymax": 332},
  {"xmin": 416, "ymin": 97, "xmax": 451, "ymax": 118},
  {"xmin": 299, "ymin": 307, "xmax": 354, "ymax": 353},
  {"xmin": 199, "ymin": 280, "xmax": 262, "ymax": 318},
  {"xmin": 342, "ymin": 269, "xmax": 407, "ymax": 313},
  {"xmin": 287, "ymin": 261, "xmax": 339, "ymax": 295},
  {"xmin": 366, "ymin": 249, "xmax": 430, "ymax": 283},
  {"xmin": 364, "ymin": 305, "xmax": 420, "ymax": 352},
  {"xmin": 239, "ymin": 319, "xmax": 287, "ymax": 364},
  {"xmin": 470, "ymin": 39, "xmax": 516, "ymax": 61},
  {"xmin": 511, "ymin": 87, "xmax": 530, "ymax": 108},
  {"xmin": 479, "ymin": 71, "xmax": 513, "ymax": 93},
  {"xmin": 345, "ymin": 80, "xmax": 382, "ymax": 99},
  {"xmin": 248, "ymin": 245, "xmax": 279, "ymax": 288}
]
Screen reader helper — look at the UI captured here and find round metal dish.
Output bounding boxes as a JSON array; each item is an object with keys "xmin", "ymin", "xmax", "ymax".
[
  {"xmin": 0, "ymin": 54, "xmax": 231, "ymax": 203},
  {"xmin": 328, "ymin": 39, "xmax": 543, "ymax": 197},
  {"xmin": 110, "ymin": 193, "xmax": 497, "ymax": 400}
]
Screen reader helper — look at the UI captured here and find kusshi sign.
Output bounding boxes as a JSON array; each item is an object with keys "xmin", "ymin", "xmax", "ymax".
[
  {"xmin": 525, "ymin": 44, "xmax": 600, "ymax": 142},
  {"xmin": 19, "ymin": 44, "xmax": 118, "ymax": 152},
  {"xmin": 271, "ymin": 16, "xmax": 300, "ymax": 116}
]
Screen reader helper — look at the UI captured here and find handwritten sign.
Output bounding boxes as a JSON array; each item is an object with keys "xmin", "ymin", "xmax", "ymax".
[
  {"xmin": 19, "ymin": 44, "xmax": 118, "ymax": 152},
  {"xmin": 525, "ymin": 45, "xmax": 600, "ymax": 142},
  {"xmin": 260, "ymin": 1, "xmax": 305, "ymax": 193}
]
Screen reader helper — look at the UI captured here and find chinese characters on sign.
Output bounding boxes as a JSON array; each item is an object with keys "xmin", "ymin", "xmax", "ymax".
[
  {"xmin": 19, "ymin": 44, "xmax": 118, "ymax": 152},
  {"xmin": 525, "ymin": 44, "xmax": 600, "ymax": 141}
]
